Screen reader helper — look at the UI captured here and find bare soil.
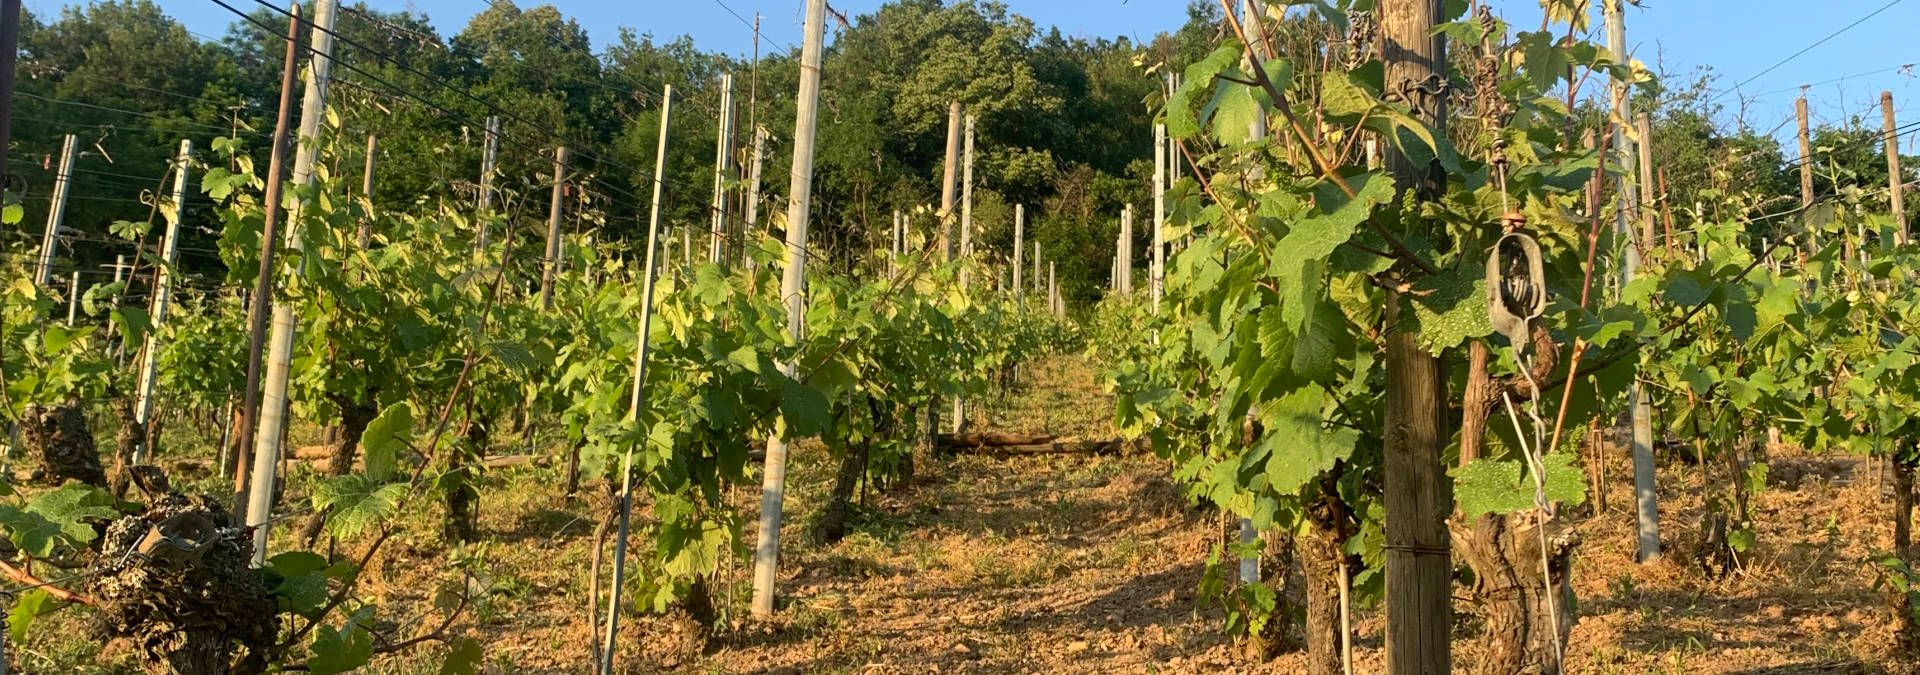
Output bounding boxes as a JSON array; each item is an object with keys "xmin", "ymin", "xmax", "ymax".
[{"xmin": 28, "ymin": 355, "xmax": 1916, "ymax": 674}]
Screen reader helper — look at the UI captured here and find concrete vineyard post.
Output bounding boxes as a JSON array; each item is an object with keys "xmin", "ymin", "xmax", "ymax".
[
  {"xmin": 1048, "ymin": 262, "xmax": 1058, "ymax": 316},
  {"xmin": 1033, "ymin": 241, "xmax": 1041, "ymax": 295},
  {"xmin": 746, "ymin": 124, "xmax": 768, "ymax": 263},
  {"xmin": 477, "ymin": 115, "xmax": 498, "ymax": 250},
  {"xmin": 33, "ymin": 134, "xmax": 76, "ymax": 287},
  {"xmin": 1013, "ymin": 204, "xmax": 1024, "ymax": 304},
  {"xmin": 751, "ymin": 0, "xmax": 827, "ymax": 618},
  {"xmin": 961, "ymin": 114, "xmax": 975, "ymax": 291},
  {"xmin": 710, "ymin": 73, "xmax": 734, "ymax": 265},
  {"xmin": 890, "ymin": 210, "xmax": 901, "ymax": 277},
  {"xmin": 248, "ymin": 0, "xmax": 338, "ymax": 565},
  {"xmin": 1237, "ymin": 0, "xmax": 1265, "ymax": 587},
  {"xmin": 1120, "ymin": 204, "xmax": 1133, "ymax": 296},
  {"xmin": 132, "ymin": 139, "xmax": 191, "ymax": 464},
  {"xmin": 1152, "ymin": 122, "xmax": 1165, "ymax": 310},
  {"xmin": 1606, "ymin": 0, "xmax": 1660, "ymax": 565},
  {"xmin": 357, "ymin": 135, "xmax": 376, "ymax": 248},
  {"xmin": 954, "ymin": 114, "xmax": 977, "ymax": 433}
]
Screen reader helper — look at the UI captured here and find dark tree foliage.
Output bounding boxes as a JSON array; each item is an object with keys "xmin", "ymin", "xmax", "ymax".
[{"xmin": 2, "ymin": 0, "xmax": 1866, "ymax": 307}]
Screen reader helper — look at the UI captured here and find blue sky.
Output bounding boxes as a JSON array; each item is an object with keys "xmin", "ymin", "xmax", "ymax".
[{"xmin": 61, "ymin": 1, "xmax": 1920, "ymax": 147}]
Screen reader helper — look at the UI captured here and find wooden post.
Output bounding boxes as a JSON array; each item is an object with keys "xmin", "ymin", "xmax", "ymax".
[
  {"xmin": 709, "ymin": 73, "xmax": 734, "ymax": 265},
  {"xmin": 132, "ymin": 139, "xmax": 191, "ymax": 464},
  {"xmin": 1886, "ymin": 91, "xmax": 1908, "ymax": 246},
  {"xmin": 248, "ymin": 0, "xmax": 336, "ymax": 565},
  {"xmin": 940, "ymin": 102, "xmax": 962, "ymax": 260},
  {"xmin": 1797, "ymin": 94, "xmax": 1815, "ymax": 209},
  {"xmin": 1380, "ymin": 0, "xmax": 1452, "ymax": 671},
  {"xmin": 1659, "ymin": 168, "xmax": 1676, "ymax": 259},
  {"xmin": 357, "ymin": 135, "xmax": 376, "ymax": 248},
  {"xmin": 599, "ymin": 85, "xmax": 673, "ymax": 675},
  {"xmin": 33, "ymin": 134, "xmax": 76, "ymax": 287},
  {"xmin": 540, "ymin": 147, "xmax": 568, "ymax": 310},
  {"xmin": 1636, "ymin": 112, "xmax": 1656, "ymax": 256},
  {"xmin": 750, "ymin": 0, "xmax": 827, "ymax": 618},
  {"xmin": 1606, "ymin": 0, "xmax": 1660, "ymax": 565}
]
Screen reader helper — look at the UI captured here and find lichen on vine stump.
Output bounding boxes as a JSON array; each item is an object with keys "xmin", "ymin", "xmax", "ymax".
[{"xmin": 88, "ymin": 492, "xmax": 278, "ymax": 675}]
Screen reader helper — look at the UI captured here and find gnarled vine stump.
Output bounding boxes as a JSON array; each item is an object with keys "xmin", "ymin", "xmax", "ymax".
[
  {"xmin": 1451, "ymin": 512, "xmax": 1578, "ymax": 675},
  {"xmin": 22, "ymin": 403, "xmax": 107, "ymax": 487},
  {"xmin": 89, "ymin": 492, "xmax": 277, "ymax": 675}
]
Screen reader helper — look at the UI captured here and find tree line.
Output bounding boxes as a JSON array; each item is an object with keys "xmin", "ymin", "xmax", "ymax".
[{"xmin": 5, "ymin": 1, "xmax": 1906, "ymax": 307}]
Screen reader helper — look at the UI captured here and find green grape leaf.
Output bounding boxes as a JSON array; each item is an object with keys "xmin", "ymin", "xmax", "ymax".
[
  {"xmin": 440, "ymin": 637, "xmax": 484, "ymax": 675},
  {"xmin": 1724, "ymin": 284, "xmax": 1757, "ymax": 341},
  {"xmin": 1168, "ymin": 43, "xmax": 1244, "ymax": 139},
  {"xmin": 779, "ymin": 379, "xmax": 831, "ymax": 437},
  {"xmin": 0, "ymin": 483, "xmax": 118, "ymax": 557},
  {"xmin": 807, "ymin": 357, "xmax": 860, "ymax": 401},
  {"xmin": 1211, "ymin": 84, "xmax": 1262, "ymax": 146},
  {"xmin": 264, "ymin": 552, "xmax": 332, "ymax": 616},
  {"xmin": 1269, "ymin": 172, "xmax": 1395, "ymax": 294},
  {"xmin": 266, "ymin": 551, "xmax": 329, "ymax": 577},
  {"xmin": 1727, "ymin": 527, "xmax": 1757, "ymax": 553},
  {"xmin": 360, "ymin": 401, "xmax": 413, "ymax": 482},
  {"xmin": 1405, "ymin": 265, "xmax": 1493, "ymax": 356},
  {"xmin": 308, "ymin": 607, "xmax": 376, "ymax": 675},
  {"xmin": 1661, "ymin": 269, "xmax": 1715, "ymax": 306},
  {"xmin": 1754, "ymin": 278, "xmax": 1798, "ymax": 336},
  {"xmin": 1258, "ymin": 387, "xmax": 1358, "ymax": 496},
  {"xmin": 40, "ymin": 325, "xmax": 77, "ymax": 354},
  {"xmin": 726, "ymin": 345, "xmax": 766, "ymax": 374},
  {"xmin": 1454, "ymin": 453, "xmax": 1588, "ymax": 519},
  {"xmin": 274, "ymin": 571, "xmax": 330, "ymax": 617},
  {"xmin": 1746, "ymin": 461, "xmax": 1770, "ymax": 496},
  {"xmin": 8, "ymin": 589, "xmax": 62, "ymax": 644},
  {"xmin": 1585, "ymin": 319, "xmax": 1636, "ymax": 348},
  {"xmin": 111, "ymin": 306, "xmax": 150, "ymax": 345},
  {"xmin": 487, "ymin": 340, "xmax": 538, "ymax": 375},
  {"xmin": 312, "ymin": 475, "xmax": 406, "ymax": 539},
  {"xmin": 659, "ymin": 518, "xmax": 729, "ymax": 580},
  {"xmin": 1320, "ymin": 69, "xmax": 1376, "ymax": 119}
]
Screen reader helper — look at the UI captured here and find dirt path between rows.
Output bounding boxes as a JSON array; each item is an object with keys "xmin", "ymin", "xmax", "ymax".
[{"xmin": 281, "ymin": 355, "xmax": 1920, "ymax": 673}]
